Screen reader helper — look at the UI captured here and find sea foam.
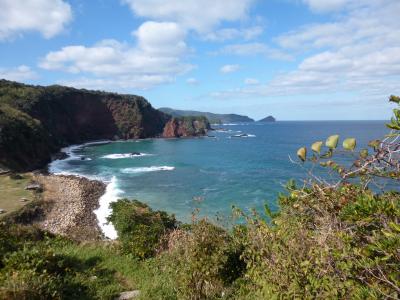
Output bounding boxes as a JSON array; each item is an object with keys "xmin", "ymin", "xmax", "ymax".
[
  {"xmin": 101, "ymin": 153, "xmax": 151, "ymax": 159},
  {"xmin": 121, "ymin": 166, "xmax": 175, "ymax": 174},
  {"xmin": 94, "ymin": 176, "xmax": 122, "ymax": 240}
]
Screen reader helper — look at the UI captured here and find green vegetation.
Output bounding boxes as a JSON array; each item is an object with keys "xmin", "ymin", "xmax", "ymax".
[
  {"xmin": 236, "ymin": 184, "xmax": 399, "ymax": 299},
  {"xmin": 0, "ymin": 95, "xmax": 399, "ymax": 299},
  {"xmin": 108, "ymin": 199, "xmax": 178, "ymax": 259},
  {"xmin": 0, "ymin": 174, "xmax": 35, "ymax": 218},
  {"xmin": 0, "ymin": 224, "xmax": 142, "ymax": 299},
  {"xmin": 159, "ymin": 107, "xmax": 255, "ymax": 124},
  {"xmin": 180, "ymin": 116, "xmax": 210, "ymax": 136}
]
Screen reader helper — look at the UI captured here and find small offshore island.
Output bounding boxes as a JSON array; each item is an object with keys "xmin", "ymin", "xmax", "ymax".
[{"xmin": 1, "ymin": 80, "xmax": 399, "ymax": 299}]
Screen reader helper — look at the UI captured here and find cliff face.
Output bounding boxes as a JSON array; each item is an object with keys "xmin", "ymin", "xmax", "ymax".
[
  {"xmin": 0, "ymin": 80, "xmax": 169, "ymax": 171},
  {"xmin": 163, "ymin": 116, "xmax": 210, "ymax": 138}
]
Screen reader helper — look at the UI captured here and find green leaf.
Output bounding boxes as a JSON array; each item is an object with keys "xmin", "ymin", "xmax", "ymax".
[
  {"xmin": 368, "ymin": 139, "xmax": 380, "ymax": 150},
  {"xmin": 386, "ymin": 123, "xmax": 400, "ymax": 130},
  {"xmin": 297, "ymin": 147, "xmax": 307, "ymax": 162},
  {"xmin": 389, "ymin": 95, "xmax": 400, "ymax": 103},
  {"xmin": 326, "ymin": 135, "xmax": 339, "ymax": 149},
  {"xmin": 389, "ymin": 222, "xmax": 400, "ymax": 232},
  {"xmin": 311, "ymin": 141, "xmax": 323, "ymax": 153},
  {"xmin": 360, "ymin": 149, "xmax": 368, "ymax": 159},
  {"xmin": 343, "ymin": 138, "xmax": 356, "ymax": 151},
  {"xmin": 320, "ymin": 149, "xmax": 333, "ymax": 159}
]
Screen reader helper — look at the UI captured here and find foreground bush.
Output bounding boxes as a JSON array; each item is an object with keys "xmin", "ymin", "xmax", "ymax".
[
  {"xmin": 108, "ymin": 199, "xmax": 178, "ymax": 259},
  {"xmin": 237, "ymin": 183, "xmax": 400, "ymax": 299},
  {"xmin": 0, "ymin": 224, "xmax": 132, "ymax": 299},
  {"xmin": 166, "ymin": 220, "xmax": 245, "ymax": 299}
]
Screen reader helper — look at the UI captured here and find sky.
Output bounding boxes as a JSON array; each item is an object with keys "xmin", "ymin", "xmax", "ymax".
[{"xmin": 0, "ymin": 0, "xmax": 399, "ymax": 120}]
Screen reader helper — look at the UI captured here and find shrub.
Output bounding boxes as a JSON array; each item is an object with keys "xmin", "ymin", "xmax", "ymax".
[
  {"xmin": 237, "ymin": 184, "xmax": 400, "ymax": 299},
  {"xmin": 165, "ymin": 220, "xmax": 245, "ymax": 299},
  {"xmin": 108, "ymin": 199, "xmax": 178, "ymax": 259},
  {"xmin": 0, "ymin": 224, "xmax": 130, "ymax": 299}
]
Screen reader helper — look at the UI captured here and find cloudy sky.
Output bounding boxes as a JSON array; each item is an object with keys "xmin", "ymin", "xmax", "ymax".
[{"xmin": 1, "ymin": 0, "xmax": 399, "ymax": 120}]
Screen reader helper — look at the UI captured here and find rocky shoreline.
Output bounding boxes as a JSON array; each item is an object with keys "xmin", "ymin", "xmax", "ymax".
[{"xmin": 34, "ymin": 174, "xmax": 105, "ymax": 241}]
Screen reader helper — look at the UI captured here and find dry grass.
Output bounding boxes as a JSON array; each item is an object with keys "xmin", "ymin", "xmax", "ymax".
[{"xmin": 0, "ymin": 174, "xmax": 34, "ymax": 218}]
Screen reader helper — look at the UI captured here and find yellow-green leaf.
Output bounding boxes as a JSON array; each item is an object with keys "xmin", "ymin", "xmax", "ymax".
[
  {"xmin": 343, "ymin": 138, "xmax": 356, "ymax": 151},
  {"xmin": 311, "ymin": 141, "xmax": 323, "ymax": 153},
  {"xmin": 326, "ymin": 135, "xmax": 339, "ymax": 149},
  {"xmin": 297, "ymin": 147, "xmax": 307, "ymax": 162},
  {"xmin": 368, "ymin": 139, "xmax": 380, "ymax": 149},
  {"xmin": 360, "ymin": 149, "xmax": 368, "ymax": 159}
]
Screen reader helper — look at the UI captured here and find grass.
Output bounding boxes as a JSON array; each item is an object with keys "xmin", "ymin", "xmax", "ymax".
[
  {"xmin": 0, "ymin": 174, "xmax": 34, "ymax": 218},
  {"xmin": 51, "ymin": 240, "xmax": 166, "ymax": 299}
]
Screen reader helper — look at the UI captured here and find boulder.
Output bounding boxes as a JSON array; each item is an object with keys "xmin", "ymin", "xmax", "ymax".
[
  {"xmin": 51, "ymin": 152, "xmax": 69, "ymax": 161},
  {"xmin": 25, "ymin": 183, "xmax": 42, "ymax": 191},
  {"xmin": 117, "ymin": 290, "xmax": 140, "ymax": 300}
]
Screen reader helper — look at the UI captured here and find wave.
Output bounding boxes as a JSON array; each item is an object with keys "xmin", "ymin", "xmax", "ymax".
[
  {"xmin": 48, "ymin": 140, "xmax": 111, "ymax": 174},
  {"xmin": 228, "ymin": 134, "xmax": 256, "ymax": 138},
  {"xmin": 101, "ymin": 153, "xmax": 151, "ymax": 159},
  {"xmin": 94, "ymin": 176, "xmax": 122, "ymax": 239},
  {"xmin": 222, "ymin": 123, "xmax": 251, "ymax": 126},
  {"xmin": 121, "ymin": 166, "xmax": 175, "ymax": 174}
]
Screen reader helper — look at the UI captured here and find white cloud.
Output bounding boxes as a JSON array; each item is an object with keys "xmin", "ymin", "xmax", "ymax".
[
  {"xmin": 0, "ymin": 65, "xmax": 37, "ymax": 81},
  {"xmin": 186, "ymin": 78, "xmax": 199, "ymax": 85},
  {"xmin": 122, "ymin": 0, "xmax": 254, "ymax": 33},
  {"xmin": 60, "ymin": 75, "xmax": 174, "ymax": 91},
  {"xmin": 244, "ymin": 78, "xmax": 259, "ymax": 85},
  {"xmin": 0, "ymin": 0, "xmax": 72, "ymax": 41},
  {"xmin": 133, "ymin": 21, "xmax": 187, "ymax": 55},
  {"xmin": 302, "ymin": 0, "xmax": 349, "ymax": 12},
  {"xmin": 220, "ymin": 64, "xmax": 240, "ymax": 74},
  {"xmin": 213, "ymin": 0, "xmax": 400, "ymax": 102},
  {"xmin": 203, "ymin": 26, "xmax": 263, "ymax": 42},
  {"xmin": 218, "ymin": 43, "xmax": 293, "ymax": 61},
  {"xmin": 302, "ymin": 0, "xmax": 377, "ymax": 13},
  {"xmin": 39, "ymin": 21, "xmax": 193, "ymax": 89}
]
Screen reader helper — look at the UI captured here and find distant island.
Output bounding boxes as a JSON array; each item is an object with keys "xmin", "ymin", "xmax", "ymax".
[
  {"xmin": 258, "ymin": 116, "xmax": 276, "ymax": 122},
  {"xmin": 159, "ymin": 107, "xmax": 255, "ymax": 124}
]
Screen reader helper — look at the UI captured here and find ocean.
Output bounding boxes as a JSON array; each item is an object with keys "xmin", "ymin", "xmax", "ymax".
[{"xmin": 49, "ymin": 121, "xmax": 393, "ymax": 238}]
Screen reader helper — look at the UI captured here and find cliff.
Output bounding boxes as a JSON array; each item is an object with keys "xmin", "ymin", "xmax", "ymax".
[
  {"xmin": 0, "ymin": 80, "xmax": 169, "ymax": 171},
  {"xmin": 258, "ymin": 115, "xmax": 276, "ymax": 122},
  {"xmin": 159, "ymin": 107, "xmax": 254, "ymax": 124},
  {"xmin": 163, "ymin": 116, "xmax": 210, "ymax": 138}
]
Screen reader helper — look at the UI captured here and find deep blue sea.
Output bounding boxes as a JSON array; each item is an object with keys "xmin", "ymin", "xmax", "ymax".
[{"xmin": 49, "ymin": 121, "xmax": 393, "ymax": 236}]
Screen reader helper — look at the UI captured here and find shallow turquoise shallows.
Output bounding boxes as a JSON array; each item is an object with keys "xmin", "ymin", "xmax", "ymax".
[{"xmin": 49, "ymin": 121, "xmax": 394, "ymax": 223}]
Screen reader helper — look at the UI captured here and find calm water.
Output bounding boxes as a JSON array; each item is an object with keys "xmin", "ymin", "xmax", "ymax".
[{"xmin": 50, "ymin": 121, "xmax": 391, "ymax": 224}]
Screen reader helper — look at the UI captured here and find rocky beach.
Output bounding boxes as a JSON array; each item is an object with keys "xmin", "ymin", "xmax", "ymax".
[{"xmin": 34, "ymin": 174, "xmax": 106, "ymax": 241}]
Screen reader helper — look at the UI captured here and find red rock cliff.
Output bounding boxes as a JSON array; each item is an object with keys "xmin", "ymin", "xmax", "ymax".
[{"xmin": 162, "ymin": 116, "xmax": 210, "ymax": 138}]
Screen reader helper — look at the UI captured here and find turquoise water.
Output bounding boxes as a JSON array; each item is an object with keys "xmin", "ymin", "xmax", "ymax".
[{"xmin": 50, "ymin": 121, "xmax": 392, "ymax": 223}]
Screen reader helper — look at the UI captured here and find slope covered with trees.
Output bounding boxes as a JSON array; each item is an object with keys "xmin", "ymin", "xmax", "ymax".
[{"xmin": 0, "ymin": 80, "xmax": 207, "ymax": 171}]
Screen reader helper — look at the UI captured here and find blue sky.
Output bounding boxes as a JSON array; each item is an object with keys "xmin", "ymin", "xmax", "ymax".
[{"xmin": 0, "ymin": 0, "xmax": 399, "ymax": 120}]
